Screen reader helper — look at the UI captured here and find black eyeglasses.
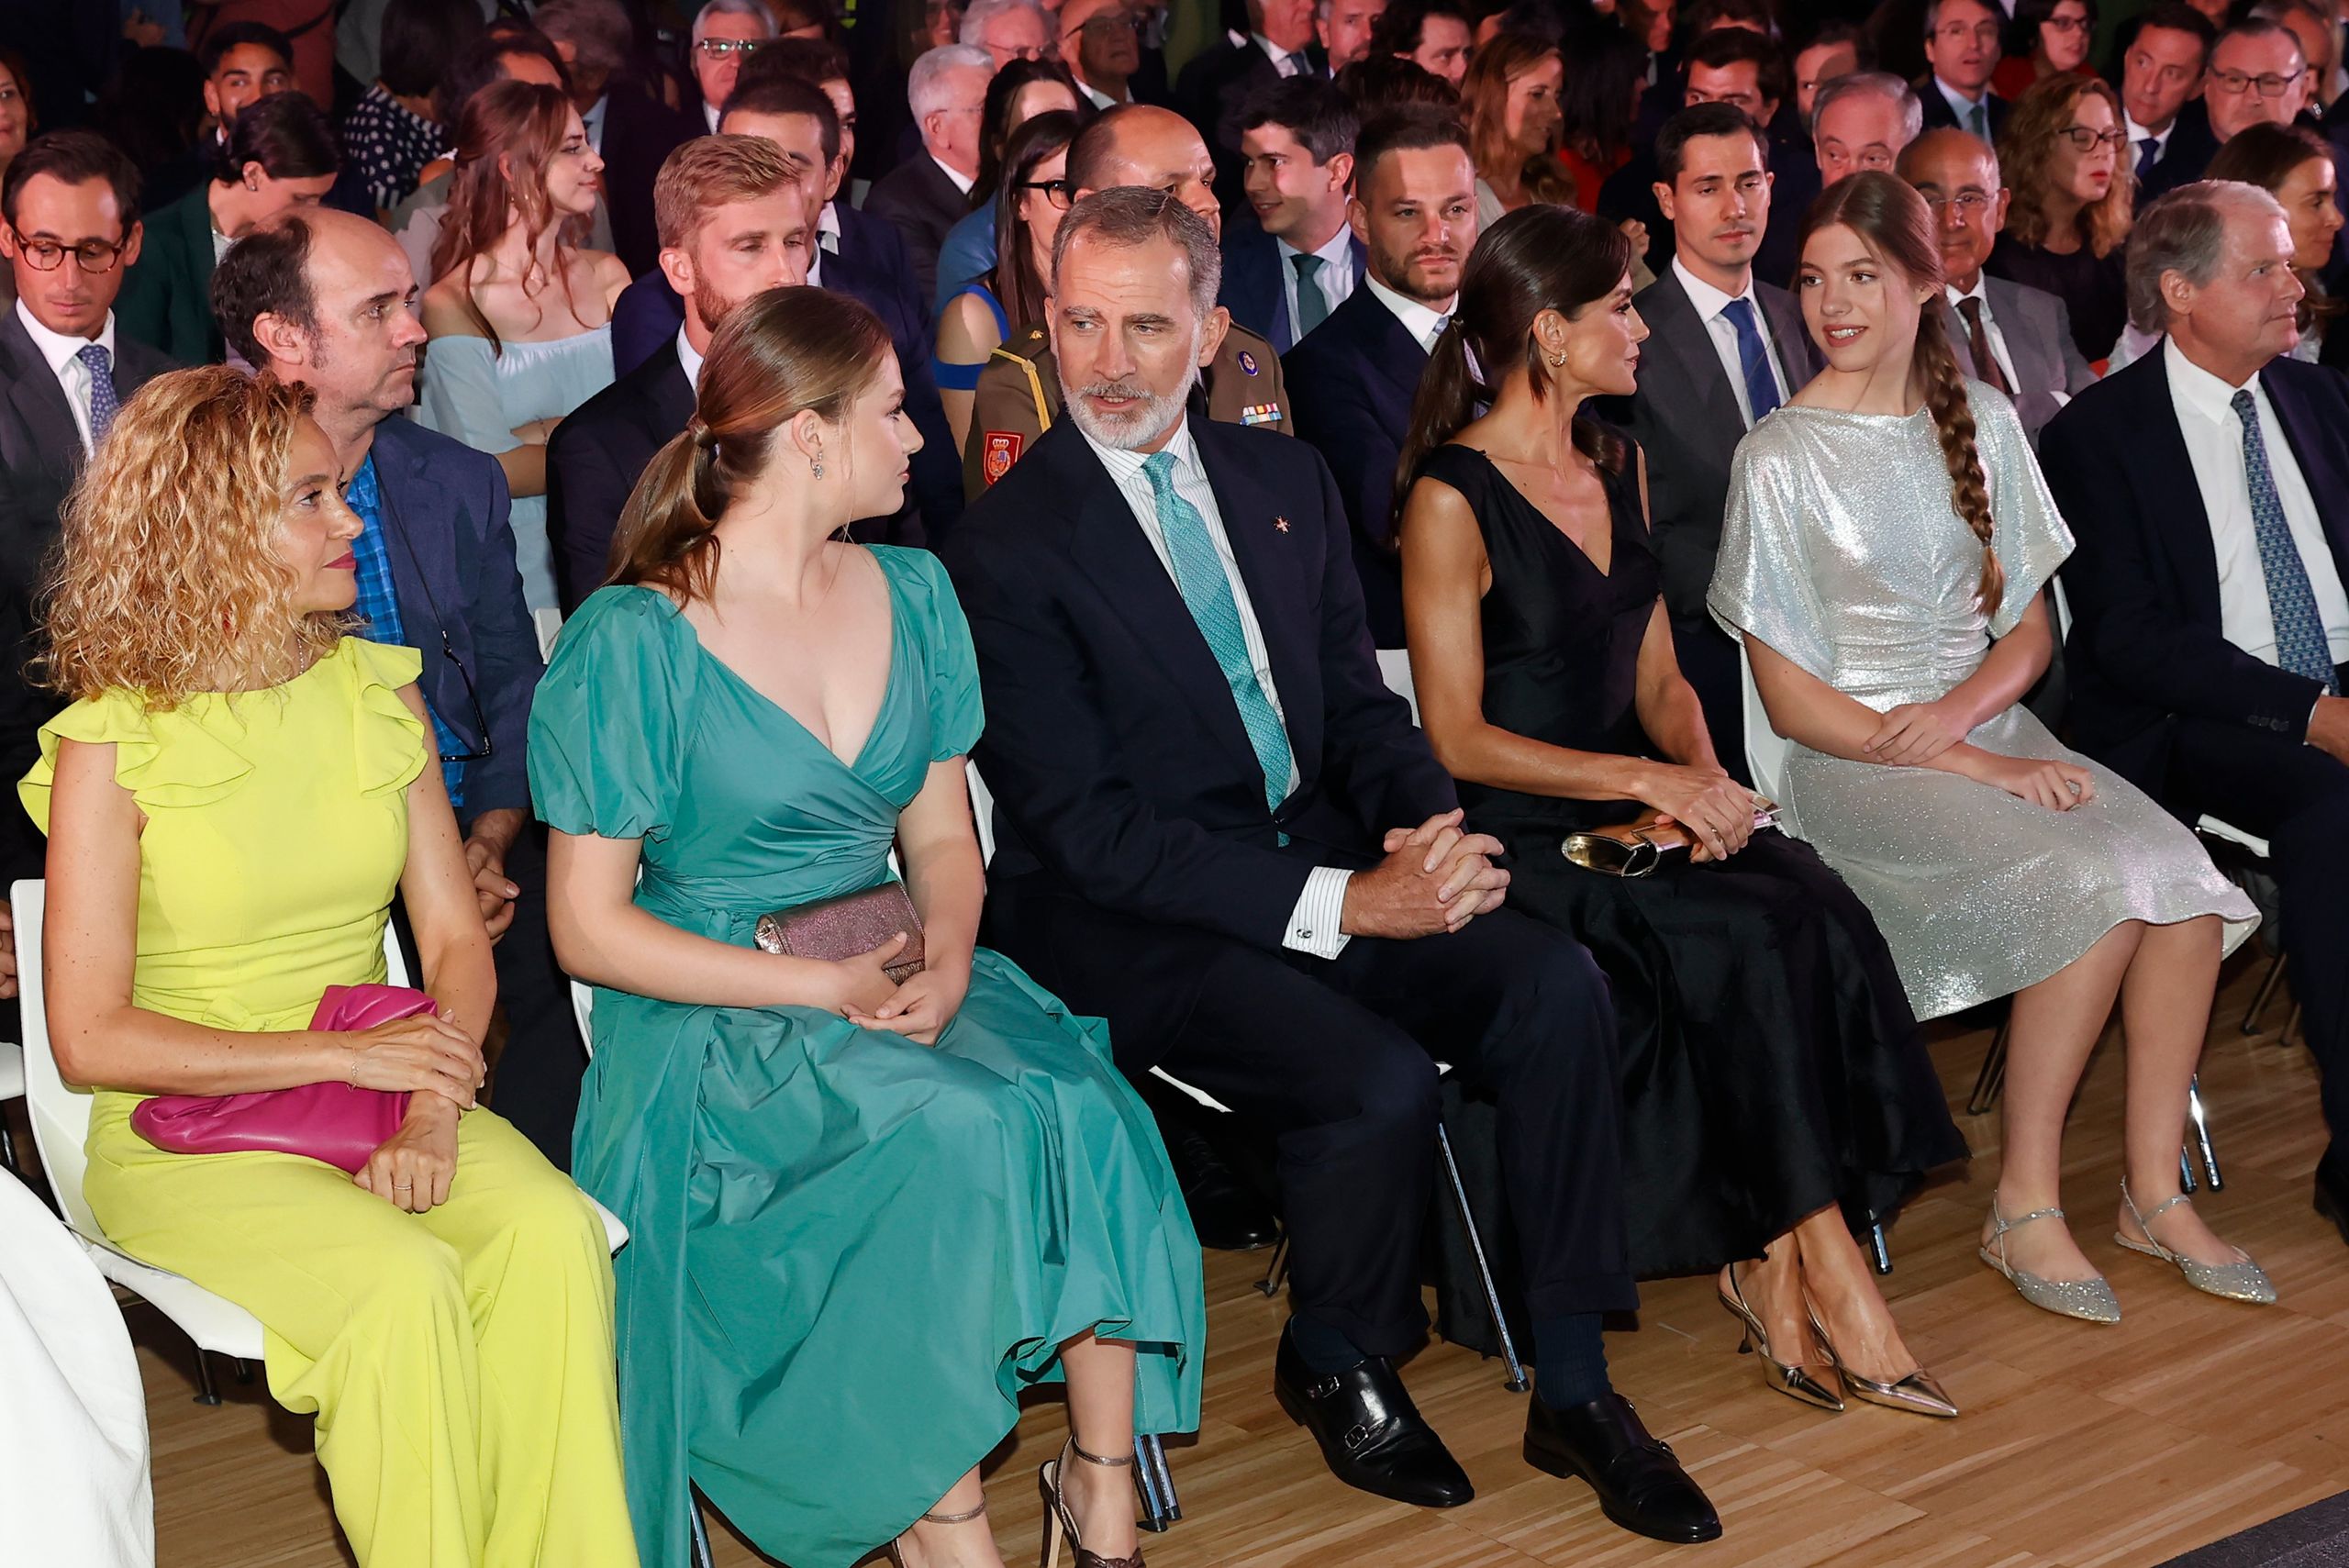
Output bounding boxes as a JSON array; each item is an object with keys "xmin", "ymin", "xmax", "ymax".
[
  {"xmin": 1019, "ymin": 177, "xmax": 1074, "ymax": 209},
  {"xmin": 2207, "ymin": 66, "xmax": 2306, "ymax": 98},
  {"xmin": 2055, "ymin": 124, "xmax": 2129, "ymax": 151},
  {"xmin": 433, "ymin": 630, "xmax": 494, "ymax": 764}
]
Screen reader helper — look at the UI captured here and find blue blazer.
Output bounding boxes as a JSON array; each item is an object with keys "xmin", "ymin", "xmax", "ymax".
[
  {"xmin": 944, "ymin": 414, "xmax": 1453, "ymax": 968},
  {"xmin": 370, "ymin": 417, "xmax": 543, "ymax": 819},
  {"xmin": 1281, "ymin": 283, "xmax": 1426, "ymax": 649},
  {"xmin": 2040, "ymin": 350, "xmax": 2349, "ymax": 792},
  {"xmin": 1218, "ymin": 221, "xmax": 1369, "ymax": 353}
]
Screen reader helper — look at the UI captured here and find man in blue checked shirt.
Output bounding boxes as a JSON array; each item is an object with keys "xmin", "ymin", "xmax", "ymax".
[{"xmin": 211, "ymin": 208, "xmax": 592, "ymax": 1171}]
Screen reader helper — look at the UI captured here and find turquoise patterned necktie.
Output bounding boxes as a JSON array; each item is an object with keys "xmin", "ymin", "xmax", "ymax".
[
  {"xmin": 2232, "ymin": 389, "xmax": 2341, "ymax": 694},
  {"xmin": 1141, "ymin": 450, "xmax": 1296, "ymax": 811}
]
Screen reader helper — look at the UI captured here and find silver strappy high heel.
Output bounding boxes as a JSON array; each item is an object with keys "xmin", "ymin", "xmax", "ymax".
[
  {"xmin": 1978, "ymin": 1194, "xmax": 2121, "ymax": 1324},
  {"xmin": 888, "ymin": 1496, "xmax": 991, "ymax": 1567},
  {"xmin": 1040, "ymin": 1439, "xmax": 1144, "ymax": 1568},
  {"xmin": 2115, "ymin": 1179, "xmax": 2277, "ymax": 1305}
]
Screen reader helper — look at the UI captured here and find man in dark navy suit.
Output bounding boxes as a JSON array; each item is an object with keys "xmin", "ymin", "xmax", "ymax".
[
  {"xmin": 1614, "ymin": 103, "xmax": 1819, "ymax": 779},
  {"xmin": 948, "ymin": 187, "xmax": 1720, "ymax": 1546},
  {"xmin": 2042, "ymin": 183, "xmax": 2349, "ymax": 1251},
  {"xmin": 2118, "ymin": 6, "xmax": 2221, "ymax": 203},
  {"xmin": 607, "ymin": 75, "xmax": 959, "ymax": 545},
  {"xmin": 1178, "ymin": 0, "xmax": 1330, "ymax": 204},
  {"xmin": 551, "ymin": 136, "xmax": 813, "ymax": 613},
  {"xmin": 1284, "ymin": 106, "xmax": 1475, "ymax": 650},
  {"xmin": 1219, "ymin": 76, "xmax": 1364, "ymax": 352},
  {"xmin": 213, "ymin": 209, "xmax": 584, "ymax": 1169},
  {"xmin": 1915, "ymin": 0, "xmax": 2010, "ymax": 139},
  {"xmin": 0, "ymin": 134, "xmax": 177, "ymax": 1008}
]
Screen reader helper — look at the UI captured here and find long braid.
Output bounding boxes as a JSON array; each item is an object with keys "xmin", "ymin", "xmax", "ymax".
[{"xmin": 1913, "ymin": 302, "xmax": 2003, "ymax": 614}]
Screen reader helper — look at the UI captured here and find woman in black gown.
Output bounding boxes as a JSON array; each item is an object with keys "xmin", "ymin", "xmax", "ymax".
[{"xmin": 1396, "ymin": 205, "xmax": 1969, "ymax": 1420}]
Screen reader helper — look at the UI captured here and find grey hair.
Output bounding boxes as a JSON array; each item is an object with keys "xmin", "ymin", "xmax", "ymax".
[
  {"xmin": 2127, "ymin": 180, "xmax": 2292, "ymax": 331},
  {"xmin": 532, "ymin": 0, "xmax": 633, "ymax": 80},
  {"xmin": 1052, "ymin": 187, "xmax": 1222, "ymax": 319},
  {"xmin": 1810, "ymin": 70, "xmax": 1925, "ymax": 145},
  {"xmin": 960, "ymin": 0, "xmax": 1048, "ymax": 46},
  {"xmin": 693, "ymin": 0, "xmax": 777, "ymax": 43},
  {"xmin": 909, "ymin": 44, "xmax": 996, "ymax": 121}
]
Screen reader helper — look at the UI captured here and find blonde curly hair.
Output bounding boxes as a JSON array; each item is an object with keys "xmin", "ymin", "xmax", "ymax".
[
  {"xmin": 1997, "ymin": 71, "xmax": 2134, "ymax": 259},
  {"xmin": 39, "ymin": 367, "xmax": 342, "ymax": 710}
]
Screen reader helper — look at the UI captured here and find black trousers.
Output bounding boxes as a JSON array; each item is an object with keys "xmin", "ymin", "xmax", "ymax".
[
  {"xmin": 986, "ymin": 884, "xmax": 1635, "ymax": 1357},
  {"xmin": 2165, "ymin": 714, "xmax": 2349, "ymax": 1157},
  {"xmin": 467, "ymin": 819, "xmax": 588, "ymax": 1172},
  {"xmin": 1670, "ymin": 613, "xmax": 1752, "ymax": 788}
]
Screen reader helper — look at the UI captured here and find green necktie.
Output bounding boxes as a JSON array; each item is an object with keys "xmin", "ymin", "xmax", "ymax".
[
  {"xmin": 1291, "ymin": 252, "xmax": 1330, "ymax": 339},
  {"xmin": 1141, "ymin": 450, "xmax": 1296, "ymax": 813}
]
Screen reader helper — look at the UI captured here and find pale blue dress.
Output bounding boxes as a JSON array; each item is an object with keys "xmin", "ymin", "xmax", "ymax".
[{"xmin": 416, "ymin": 324, "xmax": 615, "ymax": 613}]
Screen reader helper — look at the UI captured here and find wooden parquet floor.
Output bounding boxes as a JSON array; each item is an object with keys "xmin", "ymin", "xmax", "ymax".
[{"xmin": 47, "ymin": 952, "xmax": 2349, "ymax": 1568}]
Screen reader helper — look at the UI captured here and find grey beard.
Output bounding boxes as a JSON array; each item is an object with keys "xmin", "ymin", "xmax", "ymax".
[{"xmin": 1062, "ymin": 340, "xmax": 1203, "ymax": 449}]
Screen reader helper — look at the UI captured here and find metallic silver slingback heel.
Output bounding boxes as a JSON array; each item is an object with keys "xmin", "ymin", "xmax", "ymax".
[
  {"xmin": 1978, "ymin": 1195, "xmax": 2122, "ymax": 1324},
  {"xmin": 1804, "ymin": 1305, "xmax": 1959, "ymax": 1419},
  {"xmin": 1717, "ymin": 1264, "xmax": 1843, "ymax": 1412},
  {"xmin": 2115, "ymin": 1179, "xmax": 2277, "ymax": 1305}
]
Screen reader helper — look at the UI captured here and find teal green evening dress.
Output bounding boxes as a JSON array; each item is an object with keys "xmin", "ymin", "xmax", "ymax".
[{"xmin": 527, "ymin": 548, "xmax": 1206, "ymax": 1568}]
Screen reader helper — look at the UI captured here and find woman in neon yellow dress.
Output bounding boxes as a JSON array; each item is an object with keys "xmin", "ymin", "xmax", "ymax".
[{"xmin": 22, "ymin": 367, "xmax": 638, "ymax": 1568}]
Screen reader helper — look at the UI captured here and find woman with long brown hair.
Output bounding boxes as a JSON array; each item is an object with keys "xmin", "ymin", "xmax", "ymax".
[
  {"xmin": 2207, "ymin": 122, "xmax": 2346, "ymax": 366},
  {"xmin": 1397, "ymin": 204, "xmax": 1967, "ymax": 1420},
  {"xmin": 1709, "ymin": 172, "xmax": 2265, "ymax": 1329},
  {"xmin": 531, "ymin": 286, "xmax": 1203, "ymax": 1568},
  {"xmin": 417, "ymin": 78, "xmax": 627, "ymax": 617},
  {"xmin": 935, "ymin": 108, "xmax": 1081, "ymax": 447},
  {"xmin": 27, "ymin": 366, "xmax": 636, "ymax": 1568},
  {"xmin": 1987, "ymin": 71, "xmax": 2135, "ymax": 361},
  {"xmin": 1464, "ymin": 30, "xmax": 1569, "ymax": 226}
]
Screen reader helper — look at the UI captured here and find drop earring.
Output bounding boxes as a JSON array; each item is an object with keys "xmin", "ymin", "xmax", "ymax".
[{"xmin": 811, "ymin": 453, "xmax": 825, "ymax": 479}]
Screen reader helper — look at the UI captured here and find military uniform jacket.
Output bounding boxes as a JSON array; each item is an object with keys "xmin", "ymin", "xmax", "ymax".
[{"xmin": 963, "ymin": 320, "xmax": 1292, "ymax": 499}]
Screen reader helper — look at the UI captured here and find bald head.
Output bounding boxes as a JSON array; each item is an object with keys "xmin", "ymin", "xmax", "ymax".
[
  {"xmin": 1068, "ymin": 104, "xmax": 1223, "ymax": 234},
  {"xmin": 1898, "ymin": 128, "xmax": 2009, "ymax": 290}
]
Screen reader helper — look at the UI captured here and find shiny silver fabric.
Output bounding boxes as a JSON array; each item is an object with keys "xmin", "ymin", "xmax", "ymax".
[{"xmin": 1709, "ymin": 387, "xmax": 2257, "ymax": 1022}]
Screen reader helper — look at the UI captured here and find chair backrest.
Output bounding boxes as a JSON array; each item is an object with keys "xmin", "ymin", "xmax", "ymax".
[
  {"xmin": 16, "ymin": 878, "xmax": 411, "ymax": 1242},
  {"xmin": 1375, "ymin": 649, "xmax": 1421, "ymax": 726},
  {"xmin": 966, "ymin": 758, "xmax": 996, "ymax": 867}
]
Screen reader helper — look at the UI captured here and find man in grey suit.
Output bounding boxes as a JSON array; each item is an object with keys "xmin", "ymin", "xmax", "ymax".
[
  {"xmin": 0, "ymin": 131, "xmax": 177, "ymax": 995},
  {"xmin": 1619, "ymin": 103, "xmax": 1820, "ymax": 780},
  {"xmin": 1898, "ymin": 128, "xmax": 2096, "ymax": 445}
]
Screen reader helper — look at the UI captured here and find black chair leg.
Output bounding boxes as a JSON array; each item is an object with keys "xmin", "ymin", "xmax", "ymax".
[
  {"xmin": 688, "ymin": 1487, "xmax": 715, "ymax": 1568},
  {"xmin": 1435, "ymin": 1122, "xmax": 1528, "ymax": 1393},
  {"xmin": 194, "ymin": 1347, "xmax": 223, "ymax": 1407},
  {"xmin": 1255, "ymin": 1231, "xmax": 1288, "ymax": 1299},
  {"xmin": 0, "ymin": 1116, "xmax": 19, "ymax": 1179},
  {"xmin": 1966, "ymin": 1015, "xmax": 2010, "ymax": 1117},
  {"xmin": 1133, "ymin": 1433, "xmax": 1180, "ymax": 1532},
  {"xmin": 1867, "ymin": 1220, "xmax": 1892, "ymax": 1275},
  {"xmin": 2242, "ymin": 951, "xmax": 2289, "ymax": 1037}
]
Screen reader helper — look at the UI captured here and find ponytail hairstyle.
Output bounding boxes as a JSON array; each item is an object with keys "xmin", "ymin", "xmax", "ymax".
[
  {"xmin": 607, "ymin": 286, "xmax": 893, "ymax": 606},
  {"xmin": 1801, "ymin": 170, "xmax": 2002, "ymax": 614},
  {"xmin": 429, "ymin": 78, "xmax": 583, "ymax": 351},
  {"xmin": 1392, "ymin": 203, "xmax": 1631, "ymax": 541}
]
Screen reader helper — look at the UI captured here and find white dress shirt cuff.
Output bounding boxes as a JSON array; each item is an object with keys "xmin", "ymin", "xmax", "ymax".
[{"xmin": 1284, "ymin": 867, "xmax": 1353, "ymax": 959}]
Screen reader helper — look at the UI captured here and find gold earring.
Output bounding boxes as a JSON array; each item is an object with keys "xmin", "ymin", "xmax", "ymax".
[{"xmin": 1547, "ymin": 350, "xmax": 1568, "ymax": 367}]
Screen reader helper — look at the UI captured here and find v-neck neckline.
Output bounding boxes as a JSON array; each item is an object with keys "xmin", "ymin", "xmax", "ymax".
[
  {"xmin": 1463, "ymin": 444, "xmax": 1617, "ymax": 579},
  {"xmin": 656, "ymin": 566, "xmax": 904, "ymax": 776}
]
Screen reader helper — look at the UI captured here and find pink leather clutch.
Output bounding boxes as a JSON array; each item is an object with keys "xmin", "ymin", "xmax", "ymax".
[{"xmin": 129, "ymin": 984, "xmax": 431, "ymax": 1174}]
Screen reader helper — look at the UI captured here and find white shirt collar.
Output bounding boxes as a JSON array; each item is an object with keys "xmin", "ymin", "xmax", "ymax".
[
  {"xmin": 1945, "ymin": 274, "xmax": 1990, "ymax": 307},
  {"xmin": 930, "ymin": 152, "xmax": 977, "ymax": 196},
  {"xmin": 1276, "ymin": 223, "xmax": 1353, "ymax": 271},
  {"xmin": 1364, "ymin": 272, "xmax": 1449, "ymax": 351},
  {"xmin": 818, "ymin": 201, "xmax": 843, "ymax": 240},
  {"xmin": 1672, "ymin": 254, "xmax": 1760, "ymax": 323},
  {"xmin": 1077, "ymin": 411, "xmax": 1200, "ymax": 487},
  {"xmin": 702, "ymin": 100, "xmax": 721, "ymax": 136},
  {"xmin": 582, "ymin": 93, "xmax": 608, "ymax": 152},
  {"xmin": 1934, "ymin": 75, "xmax": 1987, "ymax": 117},
  {"xmin": 676, "ymin": 324, "xmax": 706, "ymax": 390},
  {"xmin": 2165, "ymin": 334, "xmax": 2266, "ymax": 425},
  {"xmin": 1251, "ymin": 31, "xmax": 1298, "ymax": 71},
  {"xmin": 16, "ymin": 296, "xmax": 115, "ymax": 374},
  {"xmin": 2123, "ymin": 110, "xmax": 2173, "ymax": 149},
  {"xmin": 1074, "ymin": 73, "xmax": 1126, "ymax": 109}
]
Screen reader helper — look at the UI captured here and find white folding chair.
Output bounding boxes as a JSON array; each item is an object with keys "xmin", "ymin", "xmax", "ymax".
[
  {"xmin": 0, "ymin": 1039, "xmax": 24, "ymax": 1180},
  {"xmin": 15, "ymin": 878, "xmax": 627, "ymax": 1412},
  {"xmin": 1375, "ymin": 649, "xmax": 1421, "ymax": 726}
]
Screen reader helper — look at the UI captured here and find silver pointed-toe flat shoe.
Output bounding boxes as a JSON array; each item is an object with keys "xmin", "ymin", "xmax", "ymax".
[
  {"xmin": 2115, "ymin": 1180, "xmax": 2277, "ymax": 1306},
  {"xmin": 1978, "ymin": 1195, "xmax": 2122, "ymax": 1324}
]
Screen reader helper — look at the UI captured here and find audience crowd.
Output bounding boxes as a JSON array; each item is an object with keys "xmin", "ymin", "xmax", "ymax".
[{"xmin": 1, "ymin": 0, "xmax": 2345, "ymax": 1564}]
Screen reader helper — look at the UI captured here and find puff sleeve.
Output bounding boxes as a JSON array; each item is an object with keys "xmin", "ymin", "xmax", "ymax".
[
  {"xmin": 1708, "ymin": 428, "xmax": 1839, "ymax": 682},
  {"xmin": 1973, "ymin": 384, "xmax": 2076, "ymax": 639},
  {"xmin": 528, "ymin": 587, "xmax": 693, "ymax": 841}
]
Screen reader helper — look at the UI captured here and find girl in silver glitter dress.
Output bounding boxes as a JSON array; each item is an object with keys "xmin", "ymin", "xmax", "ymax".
[{"xmin": 1709, "ymin": 172, "xmax": 2270, "ymax": 1326}]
